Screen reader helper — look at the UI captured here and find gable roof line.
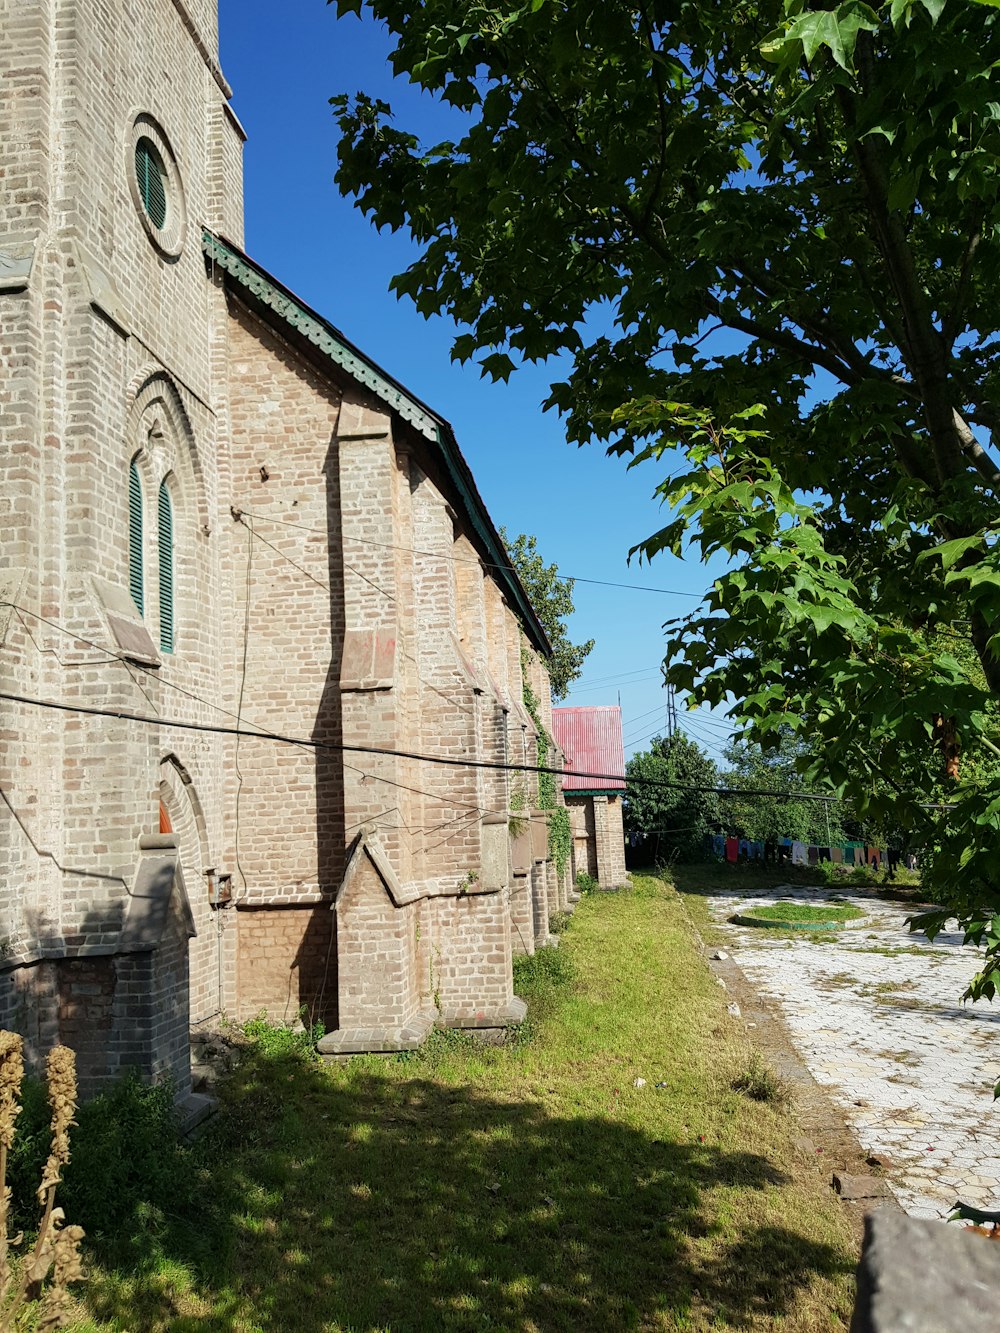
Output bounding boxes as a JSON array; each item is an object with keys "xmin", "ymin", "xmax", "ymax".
[{"xmin": 203, "ymin": 229, "xmax": 551, "ymax": 657}]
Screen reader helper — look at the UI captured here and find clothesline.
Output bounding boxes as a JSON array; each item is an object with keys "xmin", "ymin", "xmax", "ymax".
[{"xmin": 709, "ymin": 834, "xmax": 916, "ymax": 874}]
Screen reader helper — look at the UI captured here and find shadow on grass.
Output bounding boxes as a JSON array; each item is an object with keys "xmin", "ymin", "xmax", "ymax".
[
  {"xmin": 666, "ymin": 862, "xmax": 925, "ymax": 907},
  {"xmin": 83, "ymin": 1047, "xmax": 853, "ymax": 1332}
]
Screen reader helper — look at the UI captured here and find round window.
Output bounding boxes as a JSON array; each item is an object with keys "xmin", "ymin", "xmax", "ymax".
[{"xmin": 126, "ymin": 115, "xmax": 186, "ymax": 258}]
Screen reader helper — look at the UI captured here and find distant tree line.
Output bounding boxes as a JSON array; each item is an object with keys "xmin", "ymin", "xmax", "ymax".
[{"xmin": 623, "ymin": 728, "xmax": 855, "ymax": 861}]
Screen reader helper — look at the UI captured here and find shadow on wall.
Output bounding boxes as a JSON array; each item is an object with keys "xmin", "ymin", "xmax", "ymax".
[
  {"xmin": 83, "ymin": 1051, "xmax": 853, "ymax": 1332},
  {"xmin": 10, "ymin": 899, "xmax": 188, "ymax": 1099},
  {"xmin": 310, "ymin": 438, "xmax": 348, "ymax": 1032}
]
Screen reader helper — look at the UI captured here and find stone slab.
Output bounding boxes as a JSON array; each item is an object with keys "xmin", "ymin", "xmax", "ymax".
[
  {"xmin": 317, "ymin": 1008, "xmax": 435, "ymax": 1057},
  {"xmin": 175, "ymin": 1092, "xmax": 218, "ymax": 1137},
  {"xmin": 833, "ymin": 1172, "xmax": 892, "ymax": 1200}
]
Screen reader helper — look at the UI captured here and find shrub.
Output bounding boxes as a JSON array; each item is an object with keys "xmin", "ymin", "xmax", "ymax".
[
  {"xmin": 576, "ymin": 871, "xmax": 599, "ymax": 894},
  {"xmin": 9, "ymin": 1070, "xmax": 201, "ymax": 1266},
  {"xmin": 242, "ymin": 1012, "xmax": 323, "ymax": 1062},
  {"xmin": 732, "ymin": 1052, "xmax": 788, "ymax": 1105},
  {"xmin": 513, "ymin": 945, "xmax": 575, "ymax": 1020}
]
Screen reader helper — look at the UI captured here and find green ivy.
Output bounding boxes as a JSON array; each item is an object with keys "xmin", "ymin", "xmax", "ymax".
[
  {"xmin": 547, "ymin": 805, "xmax": 572, "ymax": 876},
  {"xmin": 522, "ymin": 650, "xmax": 556, "ymax": 809}
]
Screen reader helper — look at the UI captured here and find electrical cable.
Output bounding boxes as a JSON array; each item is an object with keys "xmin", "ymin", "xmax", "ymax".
[
  {"xmin": 0, "ymin": 784, "xmax": 131, "ymax": 892},
  {"xmin": 3, "ymin": 599, "xmax": 510, "ymax": 824},
  {"xmin": 621, "ymin": 702, "xmax": 671, "ymax": 733},
  {"xmin": 241, "ymin": 510, "xmax": 705, "ymax": 598},
  {"xmin": 572, "ymin": 666, "xmax": 666, "ymax": 689},
  {"xmin": 568, "ymin": 673, "xmax": 665, "ymax": 695},
  {"xmin": 0, "ymin": 687, "xmax": 912, "ymax": 805}
]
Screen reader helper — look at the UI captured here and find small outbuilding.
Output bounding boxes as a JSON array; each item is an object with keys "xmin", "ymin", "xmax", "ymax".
[{"xmin": 551, "ymin": 706, "xmax": 628, "ymax": 889}]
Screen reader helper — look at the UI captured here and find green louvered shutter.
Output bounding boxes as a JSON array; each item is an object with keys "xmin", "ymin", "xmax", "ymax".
[
  {"xmin": 128, "ymin": 460, "xmax": 144, "ymax": 615},
  {"xmin": 134, "ymin": 138, "xmax": 167, "ymax": 230},
  {"xmin": 158, "ymin": 481, "xmax": 174, "ymax": 653}
]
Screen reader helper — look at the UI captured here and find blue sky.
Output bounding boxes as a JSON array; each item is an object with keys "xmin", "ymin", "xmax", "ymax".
[{"xmin": 218, "ymin": 1, "xmax": 735, "ymax": 763}]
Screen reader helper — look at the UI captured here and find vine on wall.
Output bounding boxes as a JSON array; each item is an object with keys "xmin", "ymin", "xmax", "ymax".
[
  {"xmin": 520, "ymin": 647, "xmax": 570, "ymax": 871},
  {"xmin": 547, "ymin": 806, "xmax": 571, "ymax": 876},
  {"xmin": 521, "ymin": 650, "xmax": 556, "ymax": 810}
]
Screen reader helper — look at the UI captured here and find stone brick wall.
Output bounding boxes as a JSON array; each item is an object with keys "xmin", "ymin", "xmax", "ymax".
[
  {"xmin": 2, "ymin": 0, "xmax": 569, "ymax": 1076},
  {"xmin": 236, "ymin": 905, "xmax": 336, "ymax": 1028},
  {"xmin": 55, "ymin": 958, "xmax": 116, "ymax": 1095},
  {"xmin": 565, "ymin": 793, "xmax": 626, "ymax": 887},
  {"xmin": 0, "ymin": 0, "xmax": 236, "ymax": 1088},
  {"xmin": 223, "ymin": 302, "xmax": 346, "ymax": 904},
  {"xmin": 566, "ymin": 796, "xmax": 597, "ymax": 878}
]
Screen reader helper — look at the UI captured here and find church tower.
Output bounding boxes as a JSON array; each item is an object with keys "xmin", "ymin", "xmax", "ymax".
[{"xmin": 0, "ymin": 0, "xmax": 244, "ymax": 1096}]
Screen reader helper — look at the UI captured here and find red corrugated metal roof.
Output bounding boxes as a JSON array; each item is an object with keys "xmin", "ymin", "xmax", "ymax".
[{"xmin": 551, "ymin": 706, "xmax": 626, "ymax": 792}]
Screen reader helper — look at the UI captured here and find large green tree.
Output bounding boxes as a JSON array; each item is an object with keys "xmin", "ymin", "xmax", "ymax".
[
  {"xmin": 501, "ymin": 530, "xmax": 594, "ymax": 699},
  {"xmin": 332, "ymin": 1, "xmax": 1000, "ymax": 1012},
  {"xmin": 719, "ymin": 732, "xmax": 848, "ymax": 846},
  {"xmin": 624, "ymin": 732, "xmax": 720, "ymax": 860}
]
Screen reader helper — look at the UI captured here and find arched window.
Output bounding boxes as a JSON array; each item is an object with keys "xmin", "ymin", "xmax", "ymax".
[
  {"xmin": 158, "ymin": 478, "xmax": 174, "ymax": 653},
  {"xmin": 128, "ymin": 459, "xmax": 144, "ymax": 615}
]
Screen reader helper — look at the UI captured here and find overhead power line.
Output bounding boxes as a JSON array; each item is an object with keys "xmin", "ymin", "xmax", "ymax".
[
  {"xmin": 242, "ymin": 511, "xmax": 704, "ymax": 598},
  {"xmin": 0, "ymin": 688, "xmax": 863, "ymax": 804}
]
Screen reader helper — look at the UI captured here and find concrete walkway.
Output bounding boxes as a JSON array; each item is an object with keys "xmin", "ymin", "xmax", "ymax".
[{"xmin": 704, "ymin": 883, "xmax": 1000, "ymax": 1220}]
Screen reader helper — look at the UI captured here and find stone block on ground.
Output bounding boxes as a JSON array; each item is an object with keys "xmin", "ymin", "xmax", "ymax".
[
  {"xmin": 175, "ymin": 1092, "xmax": 218, "ymax": 1137},
  {"xmin": 833, "ymin": 1172, "xmax": 892, "ymax": 1200}
]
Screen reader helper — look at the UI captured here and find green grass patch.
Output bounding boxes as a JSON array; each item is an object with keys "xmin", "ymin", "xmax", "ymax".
[
  {"xmin": 741, "ymin": 901, "xmax": 865, "ymax": 926},
  {"xmin": 62, "ymin": 876, "xmax": 855, "ymax": 1332}
]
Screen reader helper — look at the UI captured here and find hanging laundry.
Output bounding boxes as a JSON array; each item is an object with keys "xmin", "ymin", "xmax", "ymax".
[
  {"xmin": 807, "ymin": 845, "xmax": 819, "ymax": 865},
  {"xmin": 738, "ymin": 838, "xmax": 751, "ymax": 860},
  {"xmin": 712, "ymin": 834, "xmax": 726, "ymax": 858},
  {"xmin": 791, "ymin": 840, "xmax": 807, "ymax": 866},
  {"xmin": 750, "ymin": 841, "xmax": 765, "ymax": 860},
  {"xmin": 818, "ymin": 847, "xmax": 831, "ymax": 863},
  {"xmin": 725, "ymin": 836, "xmax": 738, "ymax": 863},
  {"xmin": 831, "ymin": 846, "xmax": 843, "ymax": 864}
]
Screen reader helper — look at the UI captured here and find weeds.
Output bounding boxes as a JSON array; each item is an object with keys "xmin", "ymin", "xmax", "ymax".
[
  {"xmin": 242, "ymin": 1012, "xmax": 324, "ymax": 1062},
  {"xmin": 513, "ymin": 944, "xmax": 576, "ymax": 1027},
  {"xmin": 68, "ymin": 879, "xmax": 857, "ymax": 1331},
  {"xmin": 575, "ymin": 871, "xmax": 599, "ymax": 894},
  {"xmin": 732, "ymin": 1051, "xmax": 788, "ymax": 1106},
  {"xmin": 8, "ymin": 1070, "xmax": 203, "ymax": 1273}
]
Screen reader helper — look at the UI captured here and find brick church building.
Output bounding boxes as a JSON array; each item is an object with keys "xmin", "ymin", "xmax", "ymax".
[{"xmin": 0, "ymin": 0, "xmax": 576, "ymax": 1097}]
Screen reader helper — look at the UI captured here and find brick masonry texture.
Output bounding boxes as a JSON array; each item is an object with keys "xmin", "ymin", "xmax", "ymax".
[
  {"xmin": 566, "ymin": 794, "xmax": 628, "ymax": 888},
  {"xmin": 1, "ymin": 0, "xmax": 572, "ymax": 1081}
]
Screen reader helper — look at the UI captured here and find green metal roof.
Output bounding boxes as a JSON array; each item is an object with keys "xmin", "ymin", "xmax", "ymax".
[{"xmin": 203, "ymin": 230, "xmax": 550, "ymax": 657}]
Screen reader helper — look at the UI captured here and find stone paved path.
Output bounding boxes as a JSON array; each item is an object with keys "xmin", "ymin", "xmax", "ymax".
[{"xmin": 704, "ymin": 883, "xmax": 1000, "ymax": 1220}]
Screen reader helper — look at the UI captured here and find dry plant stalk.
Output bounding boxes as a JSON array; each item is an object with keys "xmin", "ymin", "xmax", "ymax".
[
  {"xmin": 0, "ymin": 1036, "xmax": 85, "ymax": 1331},
  {"xmin": 0, "ymin": 1032, "xmax": 25, "ymax": 1304}
]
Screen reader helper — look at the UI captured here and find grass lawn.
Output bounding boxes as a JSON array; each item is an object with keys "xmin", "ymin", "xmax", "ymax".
[
  {"xmin": 68, "ymin": 875, "xmax": 856, "ymax": 1332},
  {"xmin": 740, "ymin": 902, "xmax": 865, "ymax": 925}
]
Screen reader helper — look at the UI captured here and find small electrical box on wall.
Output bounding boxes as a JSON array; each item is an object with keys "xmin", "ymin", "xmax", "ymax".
[{"xmin": 205, "ymin": 869, "xmax": 233, "ymax": 907}]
